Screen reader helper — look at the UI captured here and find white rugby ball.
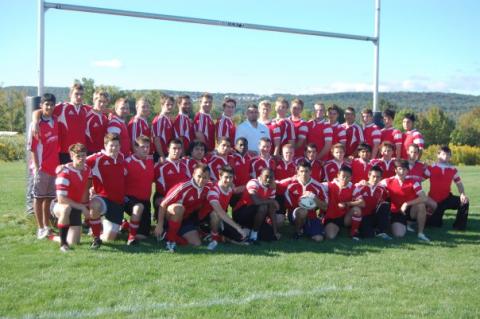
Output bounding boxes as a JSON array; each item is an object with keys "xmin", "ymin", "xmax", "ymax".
[{"xmin": 299, "ymin": 195, "xmax": 317, "ymax": 209}]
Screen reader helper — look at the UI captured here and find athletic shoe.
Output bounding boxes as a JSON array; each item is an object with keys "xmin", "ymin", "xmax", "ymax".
[
  {"xmin": 90, "ymin": 237, "xmax": 102, "ymax": 250},
  {"xmin": 376, "ymin": 232, "xmax": 392, "ymax": 240},
  {"xmin": 406, "ymin": 224, "xmax": 416, "ymax": 232},
  {"xmin": 207, "ymin": 240, "xmax": 218, "ymax": 251},
  {"xmin": 352, "ymin": 236, "xmax": 360, "ymax": 241},
  {"xmin": 120, "ymin": 219, "xmax": 130, "ymax": 233},
  {"xmin": 60, "ymin": 244, "xmax": 70, "ymax": 253},
  {"xmin": 127, "ymin": 238, "xmax": 137, "ymax": 246},
  {"xmin": 165, "ymin": 241, "xmax": 176, "ymax": 252},
  {"xmin": 226, "ymin": 238, "xmax": 250, "ymax": 246},
  {"xmin": 37, "ymin": 228, "xmax": 48, "ymax": 240},
  {"xmin": 417, "ymin": 233, "xmax": 430, "ymax": 242}
]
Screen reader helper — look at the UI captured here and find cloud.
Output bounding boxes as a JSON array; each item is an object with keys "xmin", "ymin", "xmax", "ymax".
[{"xmin": 91, "ymin": 59, "xmax": 123, "ymax": 69}]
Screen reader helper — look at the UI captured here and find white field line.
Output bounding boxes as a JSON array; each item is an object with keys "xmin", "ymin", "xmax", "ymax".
[{"xmin": 14, "ymin": 285, "xmax": 348, "ymax": 319}]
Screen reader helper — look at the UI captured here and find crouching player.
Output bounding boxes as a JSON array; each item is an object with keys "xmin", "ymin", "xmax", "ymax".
[
  {"xmin": 425, "ymin": 146, "xmax": 469, "ymax": 230},
  {"xmin": 284, "ymin": 161, "xmax": 327, "ymax": 241},
  {"xmin": 379, "ymin": 159, "xmax": 429, "ymax": 241},
  {"xmin": 232, "ymin": 168, "xmax": 280, "ymax": 243},
  {"xmin": 53, "ymin": 143, "xmax": 90, "ymax": 252},
  {"xmin": 356, "ymin": 166, "xmax": 392, "ymax": 240},
  {"xmin": 323, "ymin": 166, "xmax": 365, "ymax": 240},
  {"xmin": 153, "ymin": 164, "xmax": 211, "ymax": 252},
  {"xmin": 124, "ymin": 135, "xmax": 154, "ymax": 245},
  {"xmin": 199, "ymin": 165, "xmax": 249, "ymax": 250},
  {"xmin": 86, "ymin": 133, "xmax": 126, "ymax": 248}
]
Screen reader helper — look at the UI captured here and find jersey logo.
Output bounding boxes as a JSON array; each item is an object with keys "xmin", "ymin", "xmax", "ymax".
[
  {"xmin": 188, "ymin": 196, "xmax": 195, "ymax": 201},
  {"xmin": 68, "ymin": 111, "xmax": 75, "ymax": 115},
  {"xmin": 293, "ymin": 190, "xmax": 299, "ymax": 195},
  {"xmin": 93, "ymin": 123, "xmax": 99, "ymax": 128},
  {"xmin": 104, "ymin": 161, "xmax": 110, "ymax": 166},
  {"xmin": 167, "ymin": 169, "xmax": 174, "ymax": 174}
]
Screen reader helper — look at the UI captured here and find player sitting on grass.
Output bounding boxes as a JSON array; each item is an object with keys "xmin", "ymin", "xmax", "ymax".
[
  {"xmin": 379, "ymin": 159, "xmax": 430, "ymax": 241},
  {"xmin": 123, "ymin": 135, "xmax": 154, "ymax": 245},
  {"xmin": 355, "ymin": 166, "xmax": 392, "ymax": 240},
  {"xmin": 425, "ymin": 146, "xmax": 469, "ymax": 230},
  {"xmin": 232, "ymin": 168, "xmax": 281, "ymax": 243},
  {"xmin": 53, "ymin": 143, "xmax": 90, "ymax": 252},
  {"xmin": 323, "ymin": 166, "xmax": 365, "ymax": 240},
  {"xmin": 28, "ymin": 93, "xmax": 59, "ymax": 239},
  {"xmin": 86, "ymin": 133, "xmax": 126, "ymax": 249},
  {"xmin": 153, "ymin": 163, "xmax": 211, "ymax": 252},
  {"xmin": 199, "ymin": 165, "xmax": 249, "ymax": 250},
  {"xmin": 284, "ymin": 160, "xmax": 327, "ymax": 241}
]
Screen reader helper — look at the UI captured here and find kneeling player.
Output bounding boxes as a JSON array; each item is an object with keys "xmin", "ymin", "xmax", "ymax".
[
  {"xmin": 355, "ymin": 166, "xmax": 392, "ymax": 240},
  {"xmin": 425, "ymin": 146, "xmax": 469, "ymax": 230},
  {"xmin": 284, "ymin": 161, "xmax": 327, "ymax": 241},
  {"xmin": 53, "ymin": 143, "xmax": 90, "ymax": 252},
  {"xmin": 124, "ymin": 135, "xmax": 155, "ymax": 245},
  {"xmin": 153, "ymin": 163, "xmax": 211, "ymax": 252},
  {"xmin": 379, "ymin": 159, "xmax": 429, "ymax": 241},
  {"xmin": 323, "ymin": 166, "xmax": 365, "ymax": 240},
  {"xmin": 232, "ymin": 168, "xmax": 280, "ymax": 243},
  {"xmin": 199, "ymin": 166, "xmax": 249, "ymax": 250},
  {"xmin": 86, "ymin": 133, "xmax": 126, "ymax": 248}
]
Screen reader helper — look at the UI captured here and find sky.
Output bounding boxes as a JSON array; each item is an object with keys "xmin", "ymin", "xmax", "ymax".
[{"xmin": 0, "ymin": 0, "xmax": 479, "ymax": 95}]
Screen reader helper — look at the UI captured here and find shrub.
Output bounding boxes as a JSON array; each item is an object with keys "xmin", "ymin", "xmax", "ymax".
[
  {"xmin": 422, "ymin": 144, "xmax": 480, "ymax": 165},
  {"xmin": 0, "ymin": 134, "xmax": 26, "ymax": 161}
]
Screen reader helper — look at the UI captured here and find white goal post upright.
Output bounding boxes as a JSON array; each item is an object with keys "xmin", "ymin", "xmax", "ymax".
[{"xmin": 36, "ymin": 0, "xmax": 381, "ymax": 111}]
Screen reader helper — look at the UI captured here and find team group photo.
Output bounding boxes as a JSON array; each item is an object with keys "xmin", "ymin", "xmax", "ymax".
[{"xmin": 1, "ymin": 1, "xmax": 479, "ymax": 318}]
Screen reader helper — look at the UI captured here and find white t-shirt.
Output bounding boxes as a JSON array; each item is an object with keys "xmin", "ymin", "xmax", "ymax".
[{"xmin": 235, "ymin": 120, "xmax": 270, "ymax": 154}]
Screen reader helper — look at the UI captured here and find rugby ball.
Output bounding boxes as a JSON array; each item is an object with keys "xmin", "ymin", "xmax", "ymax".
[{"xmin": 299, "ymin": 194, "xmax": 317, "ymax": 210}]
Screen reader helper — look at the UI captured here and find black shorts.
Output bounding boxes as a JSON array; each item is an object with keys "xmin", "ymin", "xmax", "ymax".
[
  {"xmin": 179, "ymin": 212, "xmax": 200, "ymax": 236},
  {"xmin": 391, "ymin": 213, "xmax": 407, "ymax": 225},
  {"xmin": 229, "ymin": 193, "xmax": 242, "ymax": 209},
  {"xmin": 69, "ymin": 208, "xmax": 82, "ymax": 226},
  {"xmin": 232, "ymin": 205, "xmax": 257, "ymax": 229},
  {"xmin": 324, "ymin": 216, "xmax": 346, "ymax": 228},
  {"xmin": 124, "ymin": 196, "xmax": 152, "ymax": 236},
  {"xmin": 97, "ymin": 196, "xmax": 124, "ymax": 225},
  {"xmin": 275, "ymin": 195, "xmax": 287, "ymax": 215}
]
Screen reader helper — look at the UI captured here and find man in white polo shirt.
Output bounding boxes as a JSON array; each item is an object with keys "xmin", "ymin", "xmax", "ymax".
[{"xmin": 235, "ymin": 104, "xmax": 270, "ymax": 154}]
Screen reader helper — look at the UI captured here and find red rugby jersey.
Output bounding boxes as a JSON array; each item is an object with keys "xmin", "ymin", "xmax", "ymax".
[
  {"xmin": 229, "ymin": 152, "xmax": 254, "ymax": 187},
  {"xmin": 408, "ymin": 161, "xmax": 427, "ymax": 182},
  {"xmin": 53, "ymin": 102, "xmax": 89, "ymax": 153},
  {"xmin": 323, "ymin": 180, "xmax": 362, "ymax": 219},
  {"xmin": 125, "ymin": 154, "xmax": 154, "ymax": 201},
  {"xmin": 173, "ymin": 113, "xmax": 193, "ymax": 151},
  {"xmin": 294, "ymin": 157, "xmax": 324, "ymax": 182},
  {"xmin": 193, "ymin": 112, "xmax": 215, "ymax": 151},
  {"xmin": 355, "ymin": 183, "xmax": 388, "ymax": 216},
  {"xmin": 307, "ymin": 119, "xmax": 333, "ymax": 160},
  {"xmin": 28, "ymin": 117, "xmax": 59, "ymax": 176},
  {"xmin": 401, "ymin": 129, "xmax": 424, "ymax": 159},
  {"xmin": 199, "ymin": 183, "xmax": 233, "ymax": 219},
  {"xmin": 350, "ymin": 158, "xmax": 372, "ymax": 184},
  {"xmin": 341, "ymin": 122, "xmax": 364, "ymax": 157},
  {"xmin": 55, "ymin": 163, "xmax": 91, "ymax": 203},
  {"xmin": 151, "ymin": 114, "xmax": 173, "ymax": 156},
  {"xmin": 290, "ymin": 117, "xmax": 309, "ymax": 157},
  {"xmin": 370, "ymin": 158, "xmax": 396, "ymax": 179},
  {"xmin": 87, "ymin": 151, "xmax": 126, "ymax": 204},
  {"xmin": 362, "ymin": 123, "xmax": 381, "ymax": 149},
  {"xmin": 251, "ymin": 156, "xmax": 276, "ymax": 179},
  {"xmin": 379, "ymin": 176, "xmax": 423, "ymax": 213},
  {"xmin": 85, "ymin": 109, "xmax": 108, "ymax": 153},
  {"xmin": 285, "ymin": 177, "xmax": 326, "ymax": 218},
  {"xmin": 161, "ymin": 179, "xmax": 209, "ymax": 218},
  {"xmin": 154, "ymin": 158, "xmax": 189, "ymax": 195},
  {"xmin": 107, "ymin": 114, "xmax": 131, "ymax": 156},
  {"xmin": 234, "ymin": 178, "xmax": 276, "ymax": 210},
  {"xmin": 215, "ymin": 114, "xmax": 236, "ymax": 146},
  {"xmin": 324, "ymin": 160, "xmax": 350, "ymax": 182},
  {"xmin": 425, "ymin": 163, "xmax": 461, "ymax": 202},
  {"xmin": 381, "ymin": 127, "xmax": 402, "ymax": 150},
  {"xmin": 208, "ymin": 154, "xmax": 231, "ymax": 181},
  {"xmin": 274, "ymin": 159, "xmax": 296, "ymax": 181},
  {"xmin": 128, "ymin": 116, "xmax": 152, "ymax": 153}
]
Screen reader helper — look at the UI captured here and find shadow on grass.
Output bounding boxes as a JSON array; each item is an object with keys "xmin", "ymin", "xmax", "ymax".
[{"xmin": 100, "ymin": 216, "xmax": 480, "ymax": 257}]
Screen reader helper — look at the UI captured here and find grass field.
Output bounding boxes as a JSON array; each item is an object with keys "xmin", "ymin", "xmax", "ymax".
[{"xmin": 0, "ymin": 161, "xmax": 479, "ymax": 319}]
